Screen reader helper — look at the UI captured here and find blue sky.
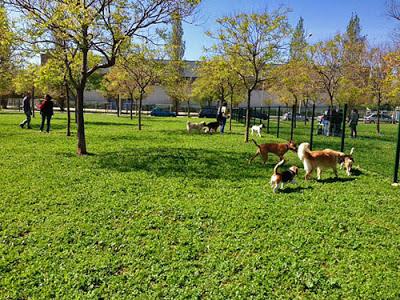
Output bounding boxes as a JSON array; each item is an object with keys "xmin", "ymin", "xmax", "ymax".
[{"xmin": 183, "ymin": 0, "xmax": 398, "ymax": 60}]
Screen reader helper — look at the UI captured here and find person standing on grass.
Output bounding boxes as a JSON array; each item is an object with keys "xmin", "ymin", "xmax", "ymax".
[
  {"xmin": 38, "ymin": 94, "xmax": 54, "ymax": 133},
  {"xmin": 217, "ymin": 101, "xmax": 228, "ymax": 134},
  {"xmin": 19, "ymin": 93, "xmax": 32, "ymax": 129},
  {"xmin": 348, "ymin": 108, "xmax": 359, "ymax": 139}
]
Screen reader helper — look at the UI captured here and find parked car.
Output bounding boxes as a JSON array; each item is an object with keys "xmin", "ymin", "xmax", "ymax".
[
  {"xmin": 150, "ymin": 107, "xmax": 177, "ymax": 117},
  {"xmin": 252, "ymin": 111, "xmax": 269, "ymax": 120},
  {"xmin": 282, "ymin": 112, "xmax": 308, "ymax": 121},
  {"xmin": 364, "ymin": 113, "xmax": 393, "ymax": 124},
  {"xmin": 199, "ymin": 107, "xmax": 218, "ymax": 118}
]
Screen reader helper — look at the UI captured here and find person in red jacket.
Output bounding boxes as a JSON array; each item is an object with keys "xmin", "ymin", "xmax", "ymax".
[{"xmin": 38, "ymin": 94, "xmax": 54, "ymax": 133}]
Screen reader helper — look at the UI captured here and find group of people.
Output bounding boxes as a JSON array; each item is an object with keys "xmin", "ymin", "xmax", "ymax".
[
  {"xmin": 319, "ymin": 108, "xmax": 359, "ymax": 139},
  {"xmin": 19, "ymin": 94, "xmax": 54, "ymax": 133}
]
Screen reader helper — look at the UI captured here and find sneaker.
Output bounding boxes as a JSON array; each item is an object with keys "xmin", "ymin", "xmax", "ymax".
[
  {"xmin": 27, "ymin": 126, "xmax": 32, "ymax": 129},
  {"xmin": 19, "ymin": 124, "xmax": 24, "ymax": 128}
]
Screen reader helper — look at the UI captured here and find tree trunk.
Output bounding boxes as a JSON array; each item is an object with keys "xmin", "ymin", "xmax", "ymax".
[
  {"xmin": 117, "ymin": 94, "xmax": 120, "ymax": 117},
  {"xmin": 138, "ymin": 93, "xmax": 143, "ymax": 131},
  {"xmin": 76, "ymin": 86, "xmax": 87, "ymax": 155},
  {"xmin": 65, "ymin": 77, "xmax": 71, "ymax": 137},
  {"xmin": 174, "ymin": 99, "xmax": 179, "ymax": 116},
  {"xmin": 377, "ymin": 96, "xmax": 381, "ymax": 135},
  {"xmin": 31, "ymin": 86, "xmax": 35, "ymax": 118},
  {"xmin": 304, "ymin": 102, "xmax": 308, "ymax": 126},
  {"xmin": 130, "ymin": 95, "xmax": 133, "ymax": 120},
  {"xmin": 229, "ymin": 94, "xmax": 233, "ymax": 131},
  {"xmin": 245, "ymin": 89, "xmax": 251, "ymax": 142}
]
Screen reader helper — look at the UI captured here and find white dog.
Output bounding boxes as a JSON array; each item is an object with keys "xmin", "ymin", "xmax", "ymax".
[
  {"xmin": 186, "ymin": 121, "xmax": 206, "ymax": 133},
  {"xmin": 251, "ymin": 124, "xmax": 265, "ymax": 137}
]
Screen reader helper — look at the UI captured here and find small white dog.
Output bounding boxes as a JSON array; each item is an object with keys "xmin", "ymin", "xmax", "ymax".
[
  {"xmin": 251, "ymin": 124, "xmax": 265, "ymax": 137},
  {"xmin": 186, "ymin": 121, "xmax": 206, "ymax": 133}
]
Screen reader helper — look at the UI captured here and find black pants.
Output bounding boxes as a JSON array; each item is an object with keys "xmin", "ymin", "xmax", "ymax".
[
  {"xmin": 40, "ymin": 114, "xmax": 52, "ymax": 132},
  {"xmin": 350, "ymin": 125, "xmax": 357, "ymax": 138}
]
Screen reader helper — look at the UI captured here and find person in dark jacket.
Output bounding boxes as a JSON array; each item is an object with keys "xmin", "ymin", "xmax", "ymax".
[
  {"xmin": 38, "ymin": 94, "xmax": 54, "ymax": 133},
  {"xmin": 19, "ymin": 93, "xmax": 32, "ymax": 129},
  {"xmin": 348, "ymin": 109, "xmax": 359, "ymax": 138}
]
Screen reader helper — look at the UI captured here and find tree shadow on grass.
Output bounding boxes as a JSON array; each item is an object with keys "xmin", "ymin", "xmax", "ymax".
[{"xmin": 96, "ymin": 147, "xmax": 269, "ymax": 181}]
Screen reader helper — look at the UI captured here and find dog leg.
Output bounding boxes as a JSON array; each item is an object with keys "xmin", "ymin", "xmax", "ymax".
[
  {"xmin": 317, "ymin": 168, "xmax": 322, "ymax": 180},
  {"xmin": 273, "ymin": 183, "xmax": 278, "ymax": 193},
  {"xmin": 333, "ymin": 166, "xmax": 338, "ymax": 178},
  {"xmin": 280, "ymin": 183, "xmax": 284, "ymax": 190},
  {"xmin": 305, "ymin": 170, "xmax": 312, "ymax": 180},
  {"xmin": 248, "ymin": 151, "xmax": 260, "ymax": 164}
]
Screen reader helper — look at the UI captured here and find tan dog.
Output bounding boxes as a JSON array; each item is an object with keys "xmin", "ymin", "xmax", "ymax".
[
  {"xmin": 270, "ymin": 160, "xmax": 299, "ymax": 193},
  {"xmin": 249, "ymin": 139, "xmax": 297, "ymax": 164},
  {"xmin": 339, "ymin": 148, "xmax": 355, "ymax": 176},
  {"xmin": 297, "ymin": 143, "xmax": 346, "ymax": 180},
  {"xmin": 186, "ymin": 121, "xmax": 206, "ymax": 133}
]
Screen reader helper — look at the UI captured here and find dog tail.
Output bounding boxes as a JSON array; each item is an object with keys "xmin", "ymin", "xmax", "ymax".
[
  {"xmin": 252, "ymin": 139, "xmax": 260, "ymax": 148},
  {"xmin": 349, "ymin": 147, "xmax": 355, "ymax": 155},
  {"xmin": 297, "ymin": 143, "xmax": 312, "ymax": 161},
  {"xmin": 273, "ymin": 159, "xmax": 285, "ymax": 175}
]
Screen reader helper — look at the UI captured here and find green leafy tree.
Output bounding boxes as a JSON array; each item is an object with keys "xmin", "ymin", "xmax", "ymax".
[
  {"xmin": 310, "ymin": 35, "xmax": 345, "ymax": 109},
  {"xmin": 338, "ymin": 14, "xmax": 368, "ymax": 109},
  {"xmin": 9, "ymin": 0, "xmax": 199, "ymax": 155},
  {"xmin": 163, "ymin": 9, "xmax": 187, "ymax": 115},
  {"xmin": 0, "ymin": 4, "xmax": 14, "ymax": 109},
  {"xmin": 365, "ymin": 47, "xmax": 391, "ymax": 134},
  {"xmin": 290, "ymin": 17, "xmax": 308, "ymax": 60},
  {"xmin": 119, "ymin": 45, "xmax": 162, "ymax": 130},
  {"xmin": 208, "ymin": 9, "xmax": 291, "ymax": 142}
]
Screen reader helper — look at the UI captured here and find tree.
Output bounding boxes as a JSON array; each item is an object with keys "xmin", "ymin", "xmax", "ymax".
[
  {"xmin": 208, "ymin": 9, "xmax": 291, "ymax": 142},
  {"xmin": 337, "ymin": 14, "xmax": 368, "ymax": 109},
  {"xmin": 0, "ymin": 4, "xmax": 14, "ymax": 109},
  {"xmin": 163, "ymin": 9, "xmax": 187, "ymax": 115},
  {"xmin": 310, "ymin": 35, "xmax": 345, "ymax": 108},
  {"xmin": 365, "ymin": 47, "xmax": 390, "ymax": 134},
  {"xmin": 119, "ymin": 45, "xmax": 161, "ymax": 130},
  {"xmin": 290, "ymin": 17, "xmax": 308, "ymax": 60},
  {"xmin": 192, "ymin": 56, "xmax": 244, "ymax": 129},
  {"xmin": 8, "ymin": 0, "xmax": 199, "ymax": 155}
]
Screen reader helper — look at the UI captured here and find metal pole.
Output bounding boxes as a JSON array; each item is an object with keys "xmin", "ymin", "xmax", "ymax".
[
  {"xmin": 340, "ymin": 104, "xmax": 348, "ymax": 152},
  {"xmin": 393, "ymin": 117, "xmax": 400, "ymax": 183},
  {"xmin": 310, "ymin": 104, "xmax": 315, "ymax": 151},
  {"xmin": 290, "ymin": 104, "xmax": 295, "ymax": 141},
  {"xmin": 277, "ymin": 106, "xmax": 281, "ymax": 138},
  {"xmin": 267, "ymin": 106, "xmax": 270, "ymax": 134},
  {"xmin": 260, "ymin": 108, "xmax": 263, "ymax": 124}
]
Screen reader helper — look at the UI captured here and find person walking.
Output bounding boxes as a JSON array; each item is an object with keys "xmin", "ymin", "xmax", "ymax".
[
  {"xmin": 348, "ymin": 108, "xmax": 359, "ymax": 139},
  {"xmin": 19, "ymin": 93, "xmax": 32, "ymax": 129},
  {"xmin": 38, "ymin": 94, "xmax": 54, "ymax": 133},
  {"xmin": 217, "ymin": 101, "xmax": 228, "ymax": 134}
]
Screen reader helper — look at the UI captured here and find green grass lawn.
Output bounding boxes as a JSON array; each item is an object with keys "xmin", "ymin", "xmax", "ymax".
[{"xmin": 1, "ymin": 112, "xmax": 400, "ymax": 299}]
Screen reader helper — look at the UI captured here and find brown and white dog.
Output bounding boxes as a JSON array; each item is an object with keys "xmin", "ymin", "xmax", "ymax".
[
  {"xmin": 186, "ymin": 121, "xmax": 206, "ymax": 133},
  {"xmin": 249, "ymin": 139, "xmax": 297, "ymax": 164},
  {"xmin": 338, "ymin": 148, "xmax": 355, "ymax": 176},
  {"xmin": 270, "ymin": 160, "xmax": 299, "ymax": 193},
  {"xmin": 297, "ymin": 142, "xmax": 346, "ymax": 180}
]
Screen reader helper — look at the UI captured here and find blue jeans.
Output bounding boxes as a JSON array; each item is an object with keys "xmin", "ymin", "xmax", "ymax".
[
  {"xmin": 20, "ymin": 112, "xmax": 32, "ymax": 128},
  {"xmin": 220, "ymin": 117, "xmax": 227, "ymax": 133},
  {"xmin": 40, "ymin": 114, "xmax": 52, "ymax": 132}
]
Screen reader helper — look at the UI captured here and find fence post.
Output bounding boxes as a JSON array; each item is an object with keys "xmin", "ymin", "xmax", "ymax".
[
  {"xmin": 267, "ymin": 106, "xmax": 270, "ymax": 134},
  {"xmin": 253, "ymin": 108, "xmax": 256, "ymax": 125},
  {"xmin": 260, "ymin": 108, "xmax": 263, "ymax": 124},
  {"xmin": 290, "ymin": 104, "xmax": 295, "ymax": 141},
  {"xmin": 393, "ymin": 118, "xmax": 400, "ymax": 184},
  {"xmin": 310, "ymin": 104, "xmax": 315, "ymax": 150},
  {"xmin": 340, "ymin": 104, "xmax": 348, "ymax": 152},
  {"xmin": 277, "ymin": 106, "xmax": 281, "ymax": 138}
]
